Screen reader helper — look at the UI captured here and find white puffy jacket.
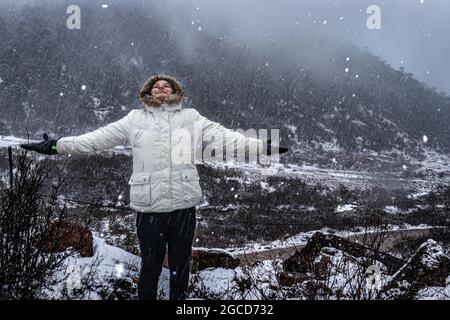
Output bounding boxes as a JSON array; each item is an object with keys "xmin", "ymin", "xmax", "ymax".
[{"xmin": 56, "ymin": 103, "xmax": 264, "ymax": 213}]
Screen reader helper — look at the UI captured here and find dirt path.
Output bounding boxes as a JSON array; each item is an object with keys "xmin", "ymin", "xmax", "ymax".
[{"xmin": 235, "ymin": 227, "xmax": 446, "ymax": 265}]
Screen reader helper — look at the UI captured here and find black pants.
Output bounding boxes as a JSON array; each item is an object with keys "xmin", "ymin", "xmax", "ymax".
[{"xmin": 135, "ymin": 206, "xmax": 196, "ymax": 300}]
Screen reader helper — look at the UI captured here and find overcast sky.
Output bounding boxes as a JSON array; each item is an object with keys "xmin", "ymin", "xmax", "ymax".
[{"xmin": 163, "ymin": 0, "xmax": 450, "ymax": 94}]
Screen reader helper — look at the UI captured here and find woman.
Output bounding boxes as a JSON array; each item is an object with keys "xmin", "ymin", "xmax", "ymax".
[{"xmin": 20, "ymin": 74, "xmax": 288, "ymax": 300}]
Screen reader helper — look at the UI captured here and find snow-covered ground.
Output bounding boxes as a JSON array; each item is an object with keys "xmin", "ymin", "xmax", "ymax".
[
  {"xmin": 43, "ymin": 226, "xmax": 448, "ymax": 300},
  {"xmin": 409, "ymin": 147, "xmax": 450, "ymax": 174},
  {"xmin": 43, "ymin": 235, "xmax": 141, "ymax": 299},
  {"xmin": 416, "ymin": 280, "xmax": 450, "ymax": 300}
]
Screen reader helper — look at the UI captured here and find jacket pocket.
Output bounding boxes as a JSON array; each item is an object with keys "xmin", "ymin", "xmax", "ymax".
[
  {"xmin": 180, "ymin": 169, "xmax": 200, "ymax": 182},
  {"xmin": 128, "ymin": 173, "xmax": 152, "ymax": 206},
  {"xmin": 180, "ymin": 169, "xmax": 202, "ymax": 202}
]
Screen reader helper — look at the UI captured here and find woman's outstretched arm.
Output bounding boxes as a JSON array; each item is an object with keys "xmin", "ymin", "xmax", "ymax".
[
  {"xmin": 56, "ymin": 110, "xmax": 134, "ymax": 155},
  {"xmin": 192, "ymin": 109, "xmax": 264, "ymax": 160}
]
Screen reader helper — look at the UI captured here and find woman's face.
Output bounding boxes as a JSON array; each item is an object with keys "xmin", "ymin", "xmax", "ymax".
[{"xmin": 151, "ymin": 80, "xmax": 173, "ymax": 102}]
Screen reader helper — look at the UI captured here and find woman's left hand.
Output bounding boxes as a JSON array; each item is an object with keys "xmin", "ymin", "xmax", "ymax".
[{"xmin": 264, "ymin": 139, "xmax": 289, "ymax": 155}]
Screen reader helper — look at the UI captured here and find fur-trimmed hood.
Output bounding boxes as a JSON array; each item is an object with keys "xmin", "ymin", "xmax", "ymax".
[{"xmin": 139, "ymin": 74, "xmax": 184, "ymax": 107}]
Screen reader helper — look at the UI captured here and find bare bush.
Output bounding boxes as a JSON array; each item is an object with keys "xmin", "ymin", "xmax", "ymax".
[{"xmin": 0, "ymin": 148, "xmax": 73, "ymax": 299}]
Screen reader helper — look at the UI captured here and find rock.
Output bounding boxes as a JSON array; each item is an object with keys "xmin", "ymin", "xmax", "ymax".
[
  {"xmin": 280, "ymin": 233, "xmax": 403, "ymax": 298},
  {"xmin": 382, "ymin": 239, "xmax": 450, "ymax": 300},
  {"xmin": 191, "ymin": 248, "xmax": 240, "ymax": 273},
  {"xmin": 42, "ymin": 222, "xmax": 94, "ymax": 257},
  {"xmin": 283, "ymin": 232, "xmax": 404, "ymax": 275},
  {"xmin": 312, "ymin": 250, "xmax": 333, "ymax": 279},
  {"xmin": 278, "ymin": 271, "xmax": 311, "ymax": 287}
]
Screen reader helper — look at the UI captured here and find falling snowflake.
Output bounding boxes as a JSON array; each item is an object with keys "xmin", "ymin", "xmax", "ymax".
[
  {"xmin": 197, "ymin": 26, "xmax": 202, "ymax": 31},
  {"xmin": 101, "ymin": 4, "xmax": 108, "ymax": 9},
  {"xmin": 81, "ymin": 85, "xmax": 86, "ymax": 90},
  {"xmin": 355, "ymin": 74, "xmax": 359, "ymax": 78},
  {"xmin": 345, "ymin": 68, "xmax": 349, "ymax": 73},
  {"xmin": 322, "ymin": 20, "xmax": 327, "ymax": 25},
  {"xmin": 59, "ymin": 92, "xmax": 64, "ymax": 96},
  {"xmin": 346, "ymin": 57, "xmax": 350, "ymax": 62},
  {"xmin": 423, "ymin": 135, "xmax": 428, "ymax": 143}
]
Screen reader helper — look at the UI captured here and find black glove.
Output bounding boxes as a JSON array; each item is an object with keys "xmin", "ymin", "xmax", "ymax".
[
  {"xmin": 20, "ymin": 133, "xmax": 60, "ymax": 155},
  {"xmin": 263, "ymin": 139, "xmax": 289, "ymax": 155}
]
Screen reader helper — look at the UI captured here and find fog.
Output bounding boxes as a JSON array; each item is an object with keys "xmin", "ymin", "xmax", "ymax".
[
  {"xmin": 2, "ymin": 0, "xmax": 448, "ymax": 93},
  {"xmin": 161, "ymin": 0, "xmax": 450, "ymax": 95}
]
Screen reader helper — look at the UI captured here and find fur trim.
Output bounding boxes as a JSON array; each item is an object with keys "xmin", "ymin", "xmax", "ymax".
[{"xmin": 139, "ymin": 74, "xmax": 184, "ymax": 107}]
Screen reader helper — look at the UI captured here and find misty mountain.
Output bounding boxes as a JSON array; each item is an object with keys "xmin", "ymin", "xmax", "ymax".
[{"xmin": 1, "ymin": 0, "xmax": 450, "ymax": 170}]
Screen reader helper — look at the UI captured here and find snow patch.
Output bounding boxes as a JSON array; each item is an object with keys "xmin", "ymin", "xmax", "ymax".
[
  {"xmin": 383, "ymin": 206, "xmax": 401, "ymax": 214},
  {"xmin": 336, "ymin": 204, "xmax": 358, "ymax": 213}
]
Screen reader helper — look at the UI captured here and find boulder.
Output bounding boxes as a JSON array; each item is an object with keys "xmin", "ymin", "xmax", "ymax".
[
  {"xmin": 42, "ymin": 222, "xmax": 94, "ymax": 257},
  {"xmin": 191, "ymin": 248, "xmax": 240, "ymax": 273},
  {"xmin": 381, "ymin": 239, "xmax": 450, "ymax": 300},
  {"xmin": 283, "ymin": 232, "xmax": 404, "ymax": 275}
]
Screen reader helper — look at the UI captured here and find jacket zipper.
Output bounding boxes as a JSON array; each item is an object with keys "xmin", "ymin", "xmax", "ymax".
[{"xmin": 168, "ymin": 112, "xmax": 173, "ymax": 210}]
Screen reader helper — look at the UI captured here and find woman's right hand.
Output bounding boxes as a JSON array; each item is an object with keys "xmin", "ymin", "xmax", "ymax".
[{"xmin": 20, "ymin": 133, "xmax": 60, "ymax": 155}]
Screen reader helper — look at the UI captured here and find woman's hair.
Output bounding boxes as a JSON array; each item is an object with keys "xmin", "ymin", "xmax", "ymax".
[{"xmin": 139, "ymin": 74, "xmax": 184, "ymax": 107}]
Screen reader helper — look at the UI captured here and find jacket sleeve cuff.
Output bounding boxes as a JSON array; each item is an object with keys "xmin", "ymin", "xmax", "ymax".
[{"xmin": 55, "ymin": 137, "xmax": 73, "ymax": 155}]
